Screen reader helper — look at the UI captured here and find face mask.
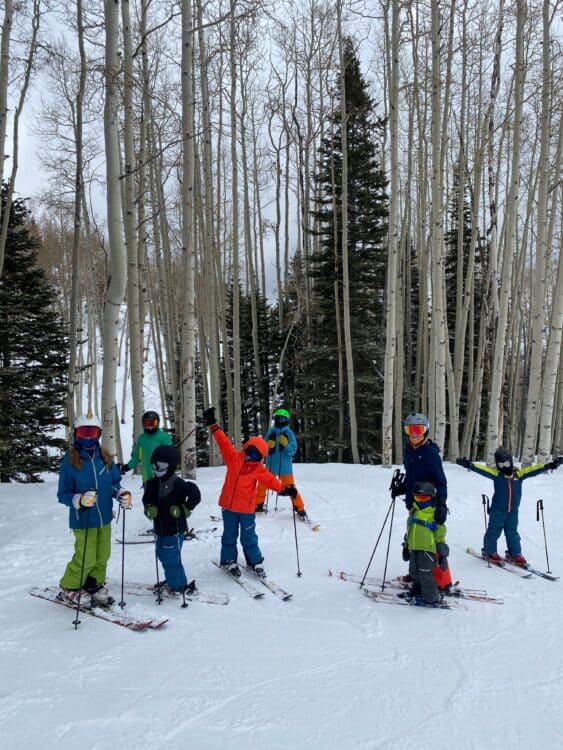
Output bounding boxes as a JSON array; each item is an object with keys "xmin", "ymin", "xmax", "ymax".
[
  {"xmin": 244, "ymin": 447, "xmax": 262, "ymax": 462},
  {"xmin": 74, "ymin": 437, "xmax": 99, "ymax": 450},
  {"xmin": 154, "ymin": 468, "xmax": 167, "ymax": 478}
]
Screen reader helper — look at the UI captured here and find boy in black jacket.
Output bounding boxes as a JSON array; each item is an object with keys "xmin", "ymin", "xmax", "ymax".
[{"xmin": 142, "ymin": 445, "xmax": 201, "ymax": 592}]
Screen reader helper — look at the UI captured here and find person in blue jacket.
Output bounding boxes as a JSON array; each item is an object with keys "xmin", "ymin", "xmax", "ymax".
[
  {"xmin": 254, "ymin": 407, "xmax": 307, "ymax": 519},
  {"xmin": 401, "ymin": 412, "xmax": 452, "ymax": 588},
  {"xmin": 457, "ymin": 448, "xmax": 562, "ymax": 565},
  {"xmin": 58, "ymin": 413, "xmax": 131, "ymax": 606},
  {"xmin": 142, "ymin": 445, "xmax": 201, "ymax": 593}
]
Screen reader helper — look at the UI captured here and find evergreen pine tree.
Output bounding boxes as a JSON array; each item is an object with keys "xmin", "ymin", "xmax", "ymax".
[
  {"xmin": 300, "ymin": 38, "xmax": 388, "ymax": 462},
  {"xmin": 0, "ymin": 187, "xmax": 68, "ymax": 482}
]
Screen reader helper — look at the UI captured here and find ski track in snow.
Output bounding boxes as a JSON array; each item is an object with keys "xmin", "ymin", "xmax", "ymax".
[{"xmin": 2, "ymin": 464, "xmax": 563, "ymax": 749}]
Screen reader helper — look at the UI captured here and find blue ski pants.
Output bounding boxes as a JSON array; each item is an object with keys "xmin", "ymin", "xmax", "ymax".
[
  {"xmin": 155, "ymin": 533, "xmax": 187, "ymax": 590},
  {"xmin": 220, "ymin": 509, "xmax": 263, "ymax": 567},
  {"xmin": 483, "ymin": 506, "xmax": 521, "ymax": 556}
]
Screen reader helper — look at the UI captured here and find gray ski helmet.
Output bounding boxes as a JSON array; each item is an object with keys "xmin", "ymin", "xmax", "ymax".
[
  {"xmin": 494, "ymin": 447, "xmax": 513, "ymax": 465},
  {"xmin": 404, "ymin": 412, "xmax": 430, "ymax": 429},
  {"xmin": 412, "ymin": 480, "xmax": 437, "ymax": 497}
]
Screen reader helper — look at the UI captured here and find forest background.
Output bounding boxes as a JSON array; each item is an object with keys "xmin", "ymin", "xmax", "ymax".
[{"xmin": 0, "ymin": 0, "xmax": 562, "ymax": 483}]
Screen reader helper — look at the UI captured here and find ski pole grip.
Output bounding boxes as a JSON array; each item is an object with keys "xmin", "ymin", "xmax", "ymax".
[{"xmin": 536, "ymin": 498, "xmax": 543, "ymax": 522}]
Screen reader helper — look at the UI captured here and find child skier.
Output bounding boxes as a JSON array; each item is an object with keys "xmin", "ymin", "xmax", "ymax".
[
  {"xmin": 203, "ymin": 406, "xmax": 297, "ymax": 577},
  {"xmin": 142, "ymin": 445, "xmax": 201, "ymax": 593},
  {"xmin": 120, "ymin": 410, "xmax": 173, "ymax": 484},
  {"xmin": 58, "ymin": 413, "xmax": 132, "ymax": 606},
  {"xmin": 457, "ymin": 449, "xmax": 562, "ymax": 565},
  {"xmin": 406, "ymin": 480, "xmax": 449, "ymax": 606},
  {"xmin": 255, "ymin": 407, "xmax": 308, "ymax": 519},
  {"xmin": 402, "ymin": 412, "xmax": 451, "ymax": 589}
]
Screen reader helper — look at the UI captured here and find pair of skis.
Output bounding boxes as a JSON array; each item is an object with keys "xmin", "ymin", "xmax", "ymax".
[
  {"xmin": 466, "ymin": 548, "xmax": 559, "ymax": 581},
  {"xmin": 329, "ymin": 569, "xmax": 503, "ymax": 604},
  {"xmin": 29, "ymin": 586, "xmax": 169, "ymax": 631},
  {"xmin": 105, "ymin": 577, "xmax": 229, "ymax": 606},
  {"xmin": 212, "ymin": 561, "xmax": 292, "ymax": 601}
]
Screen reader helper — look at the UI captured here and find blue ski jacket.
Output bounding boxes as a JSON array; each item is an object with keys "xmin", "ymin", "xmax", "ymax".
[
  {"xmin": 403, "ymin": 439, "xmax": 448, "ymax": 509},
  {"xmin": 58, "ymin": 446, "xmax": 122, "ymax": 529},
  {"xmin": 468, "ymin": 462, "xmax": 548, "ymax": 513},
  {"xmin": 263, "ymin": 425, "xmax": 298, "ymax": 476}
]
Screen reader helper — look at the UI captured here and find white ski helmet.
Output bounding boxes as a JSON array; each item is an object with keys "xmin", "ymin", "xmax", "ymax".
[{"xmin": 74, "ymin": 413, "xmax": 102, "ymax": 431}]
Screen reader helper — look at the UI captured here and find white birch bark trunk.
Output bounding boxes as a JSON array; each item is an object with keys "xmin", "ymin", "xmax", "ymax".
[
  {"xmin": 100, "ymin": 0, "xmax": 127, "ymax": 455},
  {"xmin": 180, "ymin": 0, "xmax": 197, "ymax": 476},
  {"xmin": 382, "ymin": 0, "xmax": 400, "ymax": 467},
  {"xmin": 486, "ymin": 0, "xmax": 526, "ymax": 462},
  {"xmin": 521, "ymin": 0, "xmax": 552, "ymax": 463}
]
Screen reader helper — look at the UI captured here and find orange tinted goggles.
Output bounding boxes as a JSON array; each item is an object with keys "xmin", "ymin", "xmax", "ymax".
[
  {"xmin": 405, "ymin": 424, "xmax": 426, "ymax": 437},
  {"xmin": 414, "ymin": 493, "xmax": 433, "ymax": 502},
  {"xmin": 143, "ymin": 419, "xmax": 158, "ymax": 428},
  {"xmin": 75, "ymin": 425, "xmax": 101, "ymax": 439}
]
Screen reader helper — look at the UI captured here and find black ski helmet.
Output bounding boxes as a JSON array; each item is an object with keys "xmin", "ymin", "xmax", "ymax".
[
  {"xmin": 412, "ymin": 480, "xmax": 437, "ymax": 497},
  {"xmin": 494, "ymin": 447, "xmax": 513, "ymax": 465},
  {"xmin": 142, "ymin": 410, "xmax": 160, "ymax": 433}
]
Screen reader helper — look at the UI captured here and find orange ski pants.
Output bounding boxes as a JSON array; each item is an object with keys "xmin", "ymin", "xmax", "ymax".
[{"xmin": 255, "ymin": 473, "xmax": 304, "ymax": 513}]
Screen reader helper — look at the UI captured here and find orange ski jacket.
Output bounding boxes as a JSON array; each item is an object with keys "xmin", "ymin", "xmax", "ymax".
[{"xmin": 211, "ymin": 427, "xmax": 284, "ymax": 514}]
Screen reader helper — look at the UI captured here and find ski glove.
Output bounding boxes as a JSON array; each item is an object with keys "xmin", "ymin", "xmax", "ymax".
[
  {"xmin": 436, "ymin": 542, "xmax": 449, "ymax": 571},
  {"xmin": 434, "ymin": 504, "xmax": 448, "ymax": 525},
  {"xmin": 279, "ymin": 485, "xmax": 298, "ymax": 499},
  {"xmin": 402, "ymin": 534, "xmax": 410, "ymax": 562},
  {"xmin": 390, "ymin": 472, "xmax": 406, "ymax": 498},
  {"xmin": 117, "ymin": 489, "xmax": 132, "ymax": 509},
  {"xmin": 278, "ymin": 434, "xmax": 289, "ymax": 447},
  {"xmin": 203, "ymin": 407, "xmax": 216, "ymax": 427},
  {"xmin": 545, "ymin": 456, "xmax": 563, "ymax": 471},
  {"xmin": 267, "ymin": 439, "xmax": 276, "ymax": 455},
  {"xmin": 456, "ymin": 458, "xmax": 472, "ymax": 469},
  {"xmin": 144, "ymin": 505, "xmax": 158, "ymax": 520},
  {"xmin": 73, "ymin": 490, "xmax": 97, "ymax": 509}
]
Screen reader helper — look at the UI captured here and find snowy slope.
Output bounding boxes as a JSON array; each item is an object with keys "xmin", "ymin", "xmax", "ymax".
[{"xmin": 1, "ymin": 462, "xmax": 563, "ymax": 750}]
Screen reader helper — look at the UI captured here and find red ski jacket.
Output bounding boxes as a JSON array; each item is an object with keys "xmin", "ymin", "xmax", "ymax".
[{"xmin": 211, "ymin": 427, "xmax": 284, "ymax": 514}]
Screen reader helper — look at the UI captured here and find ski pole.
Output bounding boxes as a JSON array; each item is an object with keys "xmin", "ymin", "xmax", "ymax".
[
  {"xmin": 291, "ymin": 501, "xmax": 302, "ymax": 577},
  {"xmin": 380, "ymin": 496, "xmax": 397, "ymax": 593},
  {"xmin": 73, "ymin": 506, "xmax": 91, "ymax": 629},
  {"xmin": 536, "ymin": 499, "xmax": 551, "ymax": 573},
  {"xmin": 175, "ymin": 517, "xmax": 188, "ymax": 609},
  {"xmin": 274, "ymin": 449, "xmax": 283, "ymax": 513},
  {"xmin": 119, "ymin": 503, "xmax": 127, "ymax": 608},
  {"xmin": 482, "ymin": 495, "xmax": 491, "ymax": 568},
  {"xmin": 177, "ymin": 425, "xmax": 197, "ymax": 449},
  {"xmin": 154, "ymin": 537, "xmax": 163, "ymax": 604},
  {"xmin": 359, "ymin": 497, "xmax": 394, "ymax": 589}
]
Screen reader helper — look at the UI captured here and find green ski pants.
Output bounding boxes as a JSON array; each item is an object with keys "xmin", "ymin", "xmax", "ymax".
[{"xmin": 59, "ymin": 523, "xmax": 112, "ymax": 590}]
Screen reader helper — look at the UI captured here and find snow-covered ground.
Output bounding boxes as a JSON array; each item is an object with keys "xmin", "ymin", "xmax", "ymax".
[{"xmin": 1, "ymin": 461, "xmax": 563, "ymax": 750}]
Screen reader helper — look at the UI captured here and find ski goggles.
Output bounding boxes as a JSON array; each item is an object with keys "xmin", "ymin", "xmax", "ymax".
[
  {"xmin": 413, "ymin": 493, "xmax": 434, "ymax": 502},
  {"xmin": 152, "ymin": 461, "xmax": 169, "ymax": 472},
  {"xmin": 404, "ymin": 424, "xmax": 426, "ymax": 437},
  {"xmin": 143, "ymin": 419, "xmax": 159, "ymax": 429},
  {"xmin": 497, "ymin": 460, "xmax": 512, "ymax": 468},
  {"xmin": 75, "ymin": 425, "xmax": 101, "ymax": 439}
]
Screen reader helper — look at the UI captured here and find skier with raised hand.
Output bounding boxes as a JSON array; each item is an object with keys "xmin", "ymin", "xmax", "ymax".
[
  {"xmin": 402, "ymin": 412, "xmax": 452, "ymax": 590},
  {"xmin": 405, "ymin": 480, "xmax": 450, "ymax": 606},
  {"xmin": 142, "ymin": 445, "xmax": 201, "ymax": 594},
  {"xmin": 119, "ymin": 410, "xmax": 172, "ymax": 484},
  {"xmin": 456, "ymin": 448, "xmax": 563, "ymax": 566},
  {"xmin": 203, "ymin": 406, "xmax": 297, "ymax": 578},
  {"xmin": 58, "ymin": 412, "xmax": 131, "ymax": 606},
  {"xmin": 255, "ymin": 407, "xmax": 308, "ymax": 519}
]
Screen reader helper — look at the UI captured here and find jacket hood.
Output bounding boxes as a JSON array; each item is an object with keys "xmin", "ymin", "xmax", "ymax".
[{"xmin": 242, "ymin": 435, "xmax": 269, "ymax": 459}]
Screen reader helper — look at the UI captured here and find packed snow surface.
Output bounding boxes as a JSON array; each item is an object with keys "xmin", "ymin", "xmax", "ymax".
[{"xmin": 1, "ymin": 462, "xmax": 563, "ymax": 749}]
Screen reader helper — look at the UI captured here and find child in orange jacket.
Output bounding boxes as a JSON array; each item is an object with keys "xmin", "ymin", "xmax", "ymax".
[{"xmin": 203, "ymin": 407, "xmax": 297, "ymax": 578}]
